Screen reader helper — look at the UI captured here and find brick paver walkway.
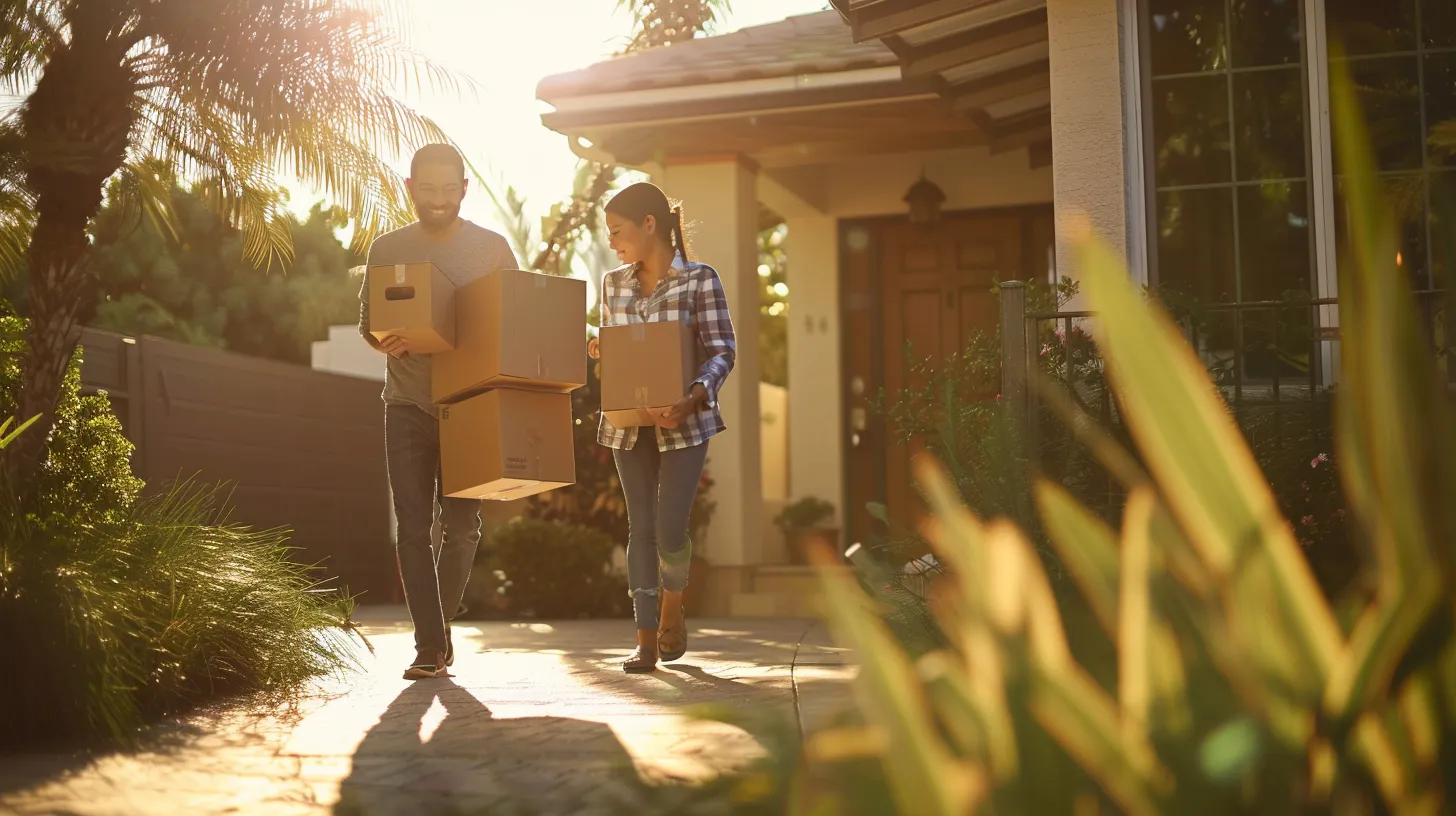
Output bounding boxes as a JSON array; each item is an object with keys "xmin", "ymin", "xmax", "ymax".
[{"xmin": 0, "ymin": 608, "xmax": 854, "ymax": 816}]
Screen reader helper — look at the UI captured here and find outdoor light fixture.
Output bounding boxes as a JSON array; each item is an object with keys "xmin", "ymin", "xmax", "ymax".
[{"xmin": 903, "ymin": 170, "xmax": 946, "ymax": 224}]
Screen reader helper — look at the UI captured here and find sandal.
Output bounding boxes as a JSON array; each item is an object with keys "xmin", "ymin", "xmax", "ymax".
[{"xmin": 659, "ymin": 611, "xmax": 687, "ymax": 663}]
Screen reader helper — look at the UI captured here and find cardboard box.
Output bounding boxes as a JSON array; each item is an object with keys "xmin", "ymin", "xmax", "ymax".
[
  {"xmin": 439, "ymin": 389, "xmax": 576, "ymax": 501},
  {"xmin": 367, "ymin": 262, "xmax": 456, "ymax": 354},
  {"xmin": 599, "ymin": 320, "xmax": 698, "ymax": 428},
  {"xmin": 432, "ymin": 269, "xmax": 587, "ymax": 404}
]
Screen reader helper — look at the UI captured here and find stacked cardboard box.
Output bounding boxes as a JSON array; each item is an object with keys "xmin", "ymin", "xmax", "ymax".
[
  {"xmin": 368, "ymin": 264, "xmax": 586, "ymax": 501},
  {"xmin": 598, "ymin": 320, "xmax": 698, "ymax": 429}
]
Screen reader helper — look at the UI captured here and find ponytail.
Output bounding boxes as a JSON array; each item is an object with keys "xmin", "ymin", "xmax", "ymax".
[
  {"xmin": 669, "ymin": 206, "xmax": 690, "ymax": 263},
  {"xmin": 606, "ymin": 182, "xmax": 690, "ymax": 265}
]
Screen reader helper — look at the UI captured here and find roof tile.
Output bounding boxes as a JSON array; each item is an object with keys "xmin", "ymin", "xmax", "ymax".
[{"xmin": 537, "ymin": 10, "xmax": 895, "ymax": 101}]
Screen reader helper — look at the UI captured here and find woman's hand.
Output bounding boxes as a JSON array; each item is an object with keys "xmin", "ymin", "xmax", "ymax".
[
  {"xmin": 587, "ymin": 337, "xmax": 600, "ymax": 359},
  {"xmin": 659, "ymin": 383, "xmax": 708, "ymax": 427}
]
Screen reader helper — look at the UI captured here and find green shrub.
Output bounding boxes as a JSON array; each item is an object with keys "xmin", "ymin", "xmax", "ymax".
[
  {"xmin": 0, "ymin": 308, "xmax": 358, "ymax": 748},
  {"xmin": 0, "ymin": 310, "xmax": 143, "ymax": 525},
  {"xmin": 774, "ymin": 496, "xmax": 835, "ymax": 533},
  {"xmin": 464, "ymin": 518, "xmax": 629, "ymax": 620}
]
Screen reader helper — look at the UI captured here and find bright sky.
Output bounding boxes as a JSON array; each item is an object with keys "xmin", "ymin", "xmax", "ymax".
[{"xmin": 290, "ymin": 0, "xmax": 832, "ymax": 241}]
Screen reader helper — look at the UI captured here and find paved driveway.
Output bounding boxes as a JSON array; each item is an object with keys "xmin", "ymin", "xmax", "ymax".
[{"xmin": 0, "ymin": 609, "xmax": 854, "ymax": 815}]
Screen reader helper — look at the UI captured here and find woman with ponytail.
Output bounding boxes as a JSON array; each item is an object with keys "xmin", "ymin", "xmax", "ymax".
[{"xmin": 586, "ymin": 182, "xmax": 737, "ymax": 673}]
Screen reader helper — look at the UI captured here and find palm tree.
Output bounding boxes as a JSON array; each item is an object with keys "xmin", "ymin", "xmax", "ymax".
[
  {"xmin": 0, "ymin": 0, "xmax": 455, "ymax": 486},
  {"xmin": 618, "ymin": 0, "xmax": 732, "ymax": 52}
]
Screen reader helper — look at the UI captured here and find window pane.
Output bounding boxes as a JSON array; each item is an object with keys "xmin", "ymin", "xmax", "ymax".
[
  {"xmin": 1152, "ymin": 74, "xmax": 1233, "ymax": 186},
  {"xmin": 1427, "ymin": 54, "xmax": 1456, "ymax": 170},
  {"xmin": 1146, "ymin": 0, "xmax": 1228, "ymax": 76},
  {"xmin": 1332, "ymin": 57, "xmax": 1423, "ymax": 173},
  {"xmin": 1333, "ymin": 175, "xmax": 1429, "ymax": 289},
  {"xmin": 1238, "ymin": 182, "xmax": 1313, "ymax": 300},
  {"xmin": 1157, "ymin": 187, "xmax": 1237, "ymax": 301},
  {"xmin": 1326, "ymin": 0, "xmax": 1417, "ymax": 56},
  {"xmin": 1234, "ymin": 67, "xmax": 1308, "ymax": 180},
  {"xmin": 1231, "ymin": 0, "xmax": 1302, "ymax": 68},
  {"xmin": 1432, "ymin": 171, "xmax": 1456, "ymax": 288},
  {"xmin": 1424, "ymin": 0, "xmax": 1456, "ymax": 49}
]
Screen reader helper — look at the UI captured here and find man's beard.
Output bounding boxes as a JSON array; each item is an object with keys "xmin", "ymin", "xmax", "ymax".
[{"xmin": 416, "ymin": 204, "xmax": 460, "ymax": 229}]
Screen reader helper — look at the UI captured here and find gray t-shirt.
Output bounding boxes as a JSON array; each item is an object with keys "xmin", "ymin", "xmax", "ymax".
[{"xmin": 357, "ymin": 220, "xmax": 520, "ymax": 409}]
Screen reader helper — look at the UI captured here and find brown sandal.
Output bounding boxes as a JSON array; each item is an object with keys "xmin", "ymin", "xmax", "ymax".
[{"xmin": 658, "ymin": 604, "xmax": 687, "ymax": 663}]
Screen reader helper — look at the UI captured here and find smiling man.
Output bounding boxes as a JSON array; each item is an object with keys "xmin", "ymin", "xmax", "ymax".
[{"xmin": 357, "ymin": 143, "xmax": 520, "ymax": 681}]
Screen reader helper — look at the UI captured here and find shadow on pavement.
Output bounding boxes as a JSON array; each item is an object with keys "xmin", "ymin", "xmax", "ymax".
[{"xmin": 333, "ymin": 678, "xmax": 644, "ymax": 816}]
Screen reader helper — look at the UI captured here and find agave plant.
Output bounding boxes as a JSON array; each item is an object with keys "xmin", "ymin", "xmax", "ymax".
[{"xmin": 804, "ymin": 61, "xmax": 1456, "ymax": 814}]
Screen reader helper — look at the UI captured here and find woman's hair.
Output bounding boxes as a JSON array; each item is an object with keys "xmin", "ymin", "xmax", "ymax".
[{"xmin": 604, "ymin": 182, "xmax": 689, "ymax": 262}]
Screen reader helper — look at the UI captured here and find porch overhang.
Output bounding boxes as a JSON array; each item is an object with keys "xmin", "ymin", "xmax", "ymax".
[
  {"xmin": 535, "ymin": 9, "xmax": 1050, "ymax": 170},
  {"xmin": 828, "ymin": 0, "xmax": 1051, "ymax": 163}
]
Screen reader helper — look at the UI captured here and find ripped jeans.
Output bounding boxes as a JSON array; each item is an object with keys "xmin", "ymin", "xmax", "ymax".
[{"xmin": 612, "ymin": 430, "xmax": 709, "ymax": 631}]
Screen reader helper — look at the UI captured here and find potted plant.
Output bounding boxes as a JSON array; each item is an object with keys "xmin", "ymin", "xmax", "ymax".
[{"xmin": 774, "ymin": 496, "xmax": 839, "ymax": 565}]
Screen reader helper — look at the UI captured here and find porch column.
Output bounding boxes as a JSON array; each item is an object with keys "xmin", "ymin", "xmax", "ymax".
[
  {"xmin": 783, "ymin": 213, "xmax": 844, "ymax": 537},
  {"xmin": 1048, "ymin": 0, "xmax": 1132, "ymax": 282},
  {"xmin": 657, "ymin": 158, "xmax": 764, "ymax": 570}
]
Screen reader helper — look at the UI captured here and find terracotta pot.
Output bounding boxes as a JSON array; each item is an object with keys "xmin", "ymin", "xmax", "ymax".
[{"xmin": 786, "ymin": 527, "xmax": 841, "ymax": 565}]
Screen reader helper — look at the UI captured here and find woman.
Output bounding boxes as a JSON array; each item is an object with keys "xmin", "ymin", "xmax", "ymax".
[{"xmin": 587, "ymin": 182, "xmax": 736, "ymax": 673}]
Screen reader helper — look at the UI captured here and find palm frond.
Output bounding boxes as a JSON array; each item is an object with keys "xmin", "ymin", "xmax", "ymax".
[
  {"xmin": 120, "ymin": 0, "xmax": 464, "ymax": 263},
  {"xmin": 0, "ymin": 0, "xmax": 62, "ymax": 94},
  {"xmin": 615, "ymin": 0, "xmax": 732, "ymax": 51},
  {"xmin": 0, "ymin": 119, "xmax": 32, "ymax": 281}
]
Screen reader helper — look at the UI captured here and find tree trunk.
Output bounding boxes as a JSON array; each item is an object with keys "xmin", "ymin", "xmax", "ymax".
[{"xmin": 3, "ymin": 28, "xmax": 138, "ymax": 489}]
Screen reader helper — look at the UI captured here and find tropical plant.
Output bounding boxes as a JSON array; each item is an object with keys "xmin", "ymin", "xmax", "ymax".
[
  {"xmin": 616, "ymin": 0, "xmax": 732, "ymax": 52},
  {"xmin": 0, "ymin": 0, "xmax": 457, "ymax": 488},
  {"xmin": 0, "ymin": 307, "xmax": 359, "ymax": 747},
  {"xmin": 86, "ymin": 184, "xmax": 364, "ymax": 365},
  {"xmin": 796, "ymin": 62, "xmax": 1456, "ymax": 814}
]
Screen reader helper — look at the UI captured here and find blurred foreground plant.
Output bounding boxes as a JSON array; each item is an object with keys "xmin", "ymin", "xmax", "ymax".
[{"xmin": 802, "ymin": 59, "xmax": 1456, "ymax": 815}]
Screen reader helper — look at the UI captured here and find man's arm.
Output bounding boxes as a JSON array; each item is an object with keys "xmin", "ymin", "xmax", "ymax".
[{"xmin": 357, "ymin": 265, "xmax": 384, "ymax": 351}]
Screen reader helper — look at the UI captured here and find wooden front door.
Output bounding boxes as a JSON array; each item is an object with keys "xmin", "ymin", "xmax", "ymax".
[
  {"xmin": 841, "ymin": 207, "xmax": 1053, "ymax": 555},
  {"xmin": 882, "ymin": 215, "xmax": 1023, "ymax": 537}
]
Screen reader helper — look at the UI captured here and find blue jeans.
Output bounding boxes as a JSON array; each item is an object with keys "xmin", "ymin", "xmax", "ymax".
[
  {"xmin": 385, "ymin": 403, "xmax": 482, "ymax": 654},
  {"xmin": 613, "ymin": 431, "xmax": 709, "ymax": 631}
]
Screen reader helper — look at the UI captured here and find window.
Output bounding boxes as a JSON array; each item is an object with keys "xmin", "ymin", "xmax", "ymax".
[
  {"xmin": 1141, "ymin": 0, "xmax": 1314, "ymax": 305},
  {"xmin": 1327, "ymin": 0, "xmax": 1456, "ymax": 291}
]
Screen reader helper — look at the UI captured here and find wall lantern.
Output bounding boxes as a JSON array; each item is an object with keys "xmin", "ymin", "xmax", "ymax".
[{"xmin": 903, "ymin": 170, "xmax": 946, "ymax": 224}]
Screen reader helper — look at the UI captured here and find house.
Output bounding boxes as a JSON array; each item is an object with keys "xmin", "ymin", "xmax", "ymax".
[{"xmin": 536, "ymin": 1, "xmax": 1453, "ymax": 614}]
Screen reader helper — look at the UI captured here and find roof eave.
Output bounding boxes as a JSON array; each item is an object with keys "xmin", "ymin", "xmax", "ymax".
[{"xmin": 540, "ymin": 67, "xmax": 932, "ymax": 133}]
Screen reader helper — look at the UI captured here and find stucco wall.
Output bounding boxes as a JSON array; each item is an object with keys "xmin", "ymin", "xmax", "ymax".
[{"xmin": 1048, "ymin": 0, "xmax": 1130, "ymax": 280}]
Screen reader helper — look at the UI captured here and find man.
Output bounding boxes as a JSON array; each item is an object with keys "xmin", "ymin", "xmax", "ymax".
[{"xmin": 359, "ymin": 143, "xmax": 520, "ymax": 680}]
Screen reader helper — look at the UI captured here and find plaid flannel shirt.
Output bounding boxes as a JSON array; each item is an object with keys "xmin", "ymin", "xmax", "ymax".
[{"xmin": 597, "ymin": 255, "xmax": 737, "ymax": 452}]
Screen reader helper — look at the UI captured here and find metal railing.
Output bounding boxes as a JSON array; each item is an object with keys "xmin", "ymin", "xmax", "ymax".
[{"xmin": 997, "ymin": 282, "xmax": 1450, "ymax": 519}]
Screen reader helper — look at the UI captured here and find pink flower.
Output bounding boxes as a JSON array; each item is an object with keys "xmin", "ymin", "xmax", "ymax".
[
  {"xmin": 1310, "ymin": 453, "xmax": 1329, "ymax": 468},
  {"xmin": 1302, "ymin": 515, "xmax": 1316, "ymax": 526}
]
